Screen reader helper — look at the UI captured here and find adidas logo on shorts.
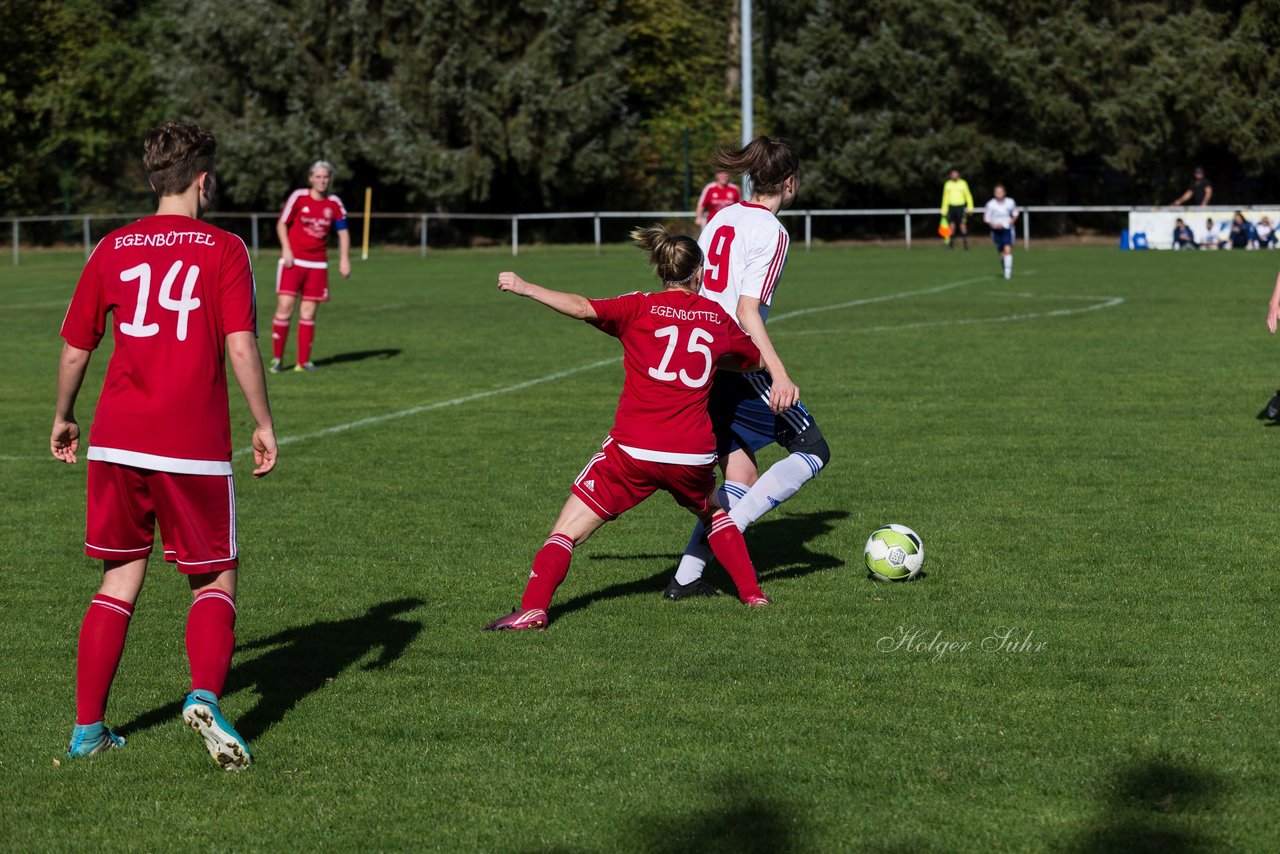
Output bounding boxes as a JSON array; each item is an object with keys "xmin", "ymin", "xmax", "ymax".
[{"xmin": 583, "ymin": 479, "xmax": 595, "ymax": 492}]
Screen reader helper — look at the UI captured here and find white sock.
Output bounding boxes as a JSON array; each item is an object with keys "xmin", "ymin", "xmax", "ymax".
[
  {"xmin": 673, "ymin": 481, "xmax": 747, "ymax": 585},
  {"xmin": 1003, "ymin": 254, "xmax": 1012, "ymax": 279},
  {"xmin": 727, "ymin": 452, "xmax": 824, "ymax": 530}
]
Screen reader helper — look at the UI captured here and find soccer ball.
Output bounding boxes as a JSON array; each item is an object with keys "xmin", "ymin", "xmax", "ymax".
[{"xmin": 864, "ymin": 524, "xmax": 925, "ymax": 581}]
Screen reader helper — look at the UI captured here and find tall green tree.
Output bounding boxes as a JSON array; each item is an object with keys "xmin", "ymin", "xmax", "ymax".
[{"xmin": 160, "ymin": 0, "xmax": 635, "ymax": 211}]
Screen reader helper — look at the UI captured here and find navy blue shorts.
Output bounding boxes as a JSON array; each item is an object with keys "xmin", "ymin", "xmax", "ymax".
[
  {"xmin": 710, "ymin": 371, "xmax": 815, "ymax": 456},
  {"xmin": 991, "ymin": 227, "xmax": 1014, "ymax": 249}
]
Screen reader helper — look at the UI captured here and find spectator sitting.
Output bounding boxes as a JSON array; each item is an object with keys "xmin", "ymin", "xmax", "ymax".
[
  {"xmin": 1228, "ymin": 212, "xmax": 1252, "ymax": 250},
  {"xmin": 1173, "ymin": 218, "xmax": 1198, "ymax": 250},
  {"xmin": 1202, "ymin": 218, "xmax": 1221, "ymax": 249},
  {"xmin": 1255, "ymin": 216, "xmax": 1276, "ymax": 249}
]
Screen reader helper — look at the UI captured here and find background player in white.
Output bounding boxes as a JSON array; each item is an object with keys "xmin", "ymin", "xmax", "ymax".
[
  {"xmin": 666, "ymin": 136, "xmax": 832, "ymax": 599},
  {"xmin": 983, "ymin": 184, "xmax": 1019, "ymax": 279}
]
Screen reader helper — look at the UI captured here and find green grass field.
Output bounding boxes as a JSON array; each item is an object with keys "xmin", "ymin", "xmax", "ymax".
[{"xmin": 2, "ymin": 242, "xmax": 1278, "ymax": 851}]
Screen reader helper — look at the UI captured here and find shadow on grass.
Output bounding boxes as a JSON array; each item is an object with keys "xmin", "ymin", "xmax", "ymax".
[
  {"xmin": 313, "ymin": 348, "xmax": 401, "ymax": 367},
  {"xmin": 627, "ymin": 779, "xmax": 800, "ymax": 853},
  {"xmin": 551, "ymin": 509, "xmax": 848, "ymax": 624},
  {"xmin": 119, "ymin": 597, "xmax": 425, "ymax": 742},
  {"xmin": 1064, "ymin": 757, "xmax": 1224, "ymax": 853}
]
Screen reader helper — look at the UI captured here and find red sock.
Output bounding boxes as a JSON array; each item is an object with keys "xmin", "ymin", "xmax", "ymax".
[
  {"xmin": 706, "ymin": 511, "xmax": 764, "ymax": 602},
  {"xmin": 520, "ymin": 533, "xmax": 574, "ymax": 611},
  {"xmin": 272, "ymin": 317, "xmax": 290, "ymax": 360},
  {"xmin": 297, "ymin": 318, "xmax": 315, "ymax": 365},
  {"xmin": 75, "ymin": 595, "xmax": 134, "ymax": 725},
  {"xmin": 186, "ymin": 590, "xmax": 237, "ymax": 697}
]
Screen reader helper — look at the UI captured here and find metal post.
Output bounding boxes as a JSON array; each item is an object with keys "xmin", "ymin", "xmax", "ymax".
[
  {"xmin": 512, "ymin": 215, "xmax": 519, "ymax": 257},
  {"xmin": 251, "ymin": 214, "xmax": 260, "ymax": 258},
  {"xmin": 1023, "ymin": 210, "xmax": 1030, "ymax": 250},
  {"xmin": 594, "ymin": 215, "xmax": 601, "ymax": 256},
  {"xmin": 83, "ymin": 216, "xmax": 91, "ymax": 259},
  {"xmin": 421, "ymin": 214, "xmax": 428, "ymax": 257},
  {"xmin": 740, "ymin": 0, "xmax": 753, "ymax": 199},
  {"xmin": 805, "ymin": 213, "xmax": 812, "ymax": 252},
  {"xmin": 12, "ymin": 220, "xmax": 18, "ymax": 266},
  {"xmin": 905, "ymin": 211, "xmax": 912, "ymax": 250}
]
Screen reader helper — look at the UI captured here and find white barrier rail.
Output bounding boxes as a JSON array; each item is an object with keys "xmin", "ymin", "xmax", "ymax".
[{"xmin": 5, "ymin": 205, "xmax": 1278, "ymax": 265}]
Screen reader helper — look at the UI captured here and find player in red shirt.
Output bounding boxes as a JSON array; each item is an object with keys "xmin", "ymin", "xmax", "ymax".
[
  {"xmin": 484, "ymin": 226, "xmax": 769, "ymax": 631},
  {"xmin": 695, "ymin": 170, "xmax": 742, "ymax": 229},
  {"xmin": 53, "ymin": 121, "xmax": 277, "ymax": 770},
  {"xmin": 271, "ymin": 160, "xmax": 351, "ymax": 372}
]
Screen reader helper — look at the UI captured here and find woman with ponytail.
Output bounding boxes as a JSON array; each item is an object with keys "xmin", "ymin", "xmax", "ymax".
[{"xmin": 484, "ymin": 226, "xmax": 770, "ymax": 631}]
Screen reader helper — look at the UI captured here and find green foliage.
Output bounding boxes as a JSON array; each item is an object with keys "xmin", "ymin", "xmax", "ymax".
[
  {"xmin": 767, "ymin": 0, "xmax": 1280, "ymax": 208},
  {"xmin": 157, "ymin": 0, "xmax": 635, "ymax": 211},
  {"xmin": 4, "ymin": 1, "xmax": 1280, "ymax": 215}
]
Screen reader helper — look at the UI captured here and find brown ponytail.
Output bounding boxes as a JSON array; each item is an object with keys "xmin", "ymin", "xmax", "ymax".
[
  {"xmin": 630, "ymin": 225, "xmax": 702, "ymax": 286},
  {"xmin": 713, "ymin": 136, "xmax": 798, "ymax": 197}
]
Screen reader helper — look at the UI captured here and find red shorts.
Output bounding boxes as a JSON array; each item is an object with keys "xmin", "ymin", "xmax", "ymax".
[
  {"xmin": 277, "ymin": 259, "xmax": 330, "ymax": 301},
  {"xmin": 86, "ymin": 461, "xmax": 238, "ymax": 573},
  {"xmin": 570, "ymin": 438, "xmax": 716, "ymax": 521}
]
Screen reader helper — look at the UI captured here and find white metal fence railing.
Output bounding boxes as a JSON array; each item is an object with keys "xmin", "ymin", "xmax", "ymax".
[{"xmin": 4, "ymin": 205, "xmax": 1275, "ymax": 265}]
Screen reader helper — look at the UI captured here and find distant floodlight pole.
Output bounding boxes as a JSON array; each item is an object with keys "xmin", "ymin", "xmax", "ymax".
[{"xmin": 741, "ymin": 0, "xmax": 754, "ymax": 199}]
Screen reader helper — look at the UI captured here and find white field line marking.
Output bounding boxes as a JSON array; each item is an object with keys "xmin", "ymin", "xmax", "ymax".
[
  {"xmin": 2, "ymin": 272, "xmax": 1112, "ymax": 463},
  {"xmin": 767, "ymin": 273, "xmax": 1034, "ymax": 324},
  {"xmin": 774, "ymin": 293, "xmax": 1125, "ymax": 337},
  {"xmin": 247, "ymin": 356, "xmax": 621, "ymax": 455}
]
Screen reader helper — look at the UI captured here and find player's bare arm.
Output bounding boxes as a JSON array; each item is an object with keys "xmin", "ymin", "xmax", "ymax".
[
  {"xmin": 497, "ymin": 271, "xmax": 598, "ymax": 321},
  {"xmin": 51, "ymin": 343, "xmax": 92, "ymax": 464},
  {"xmin": 1266, "ymin": 272, "xmax": 1280, "ymax": 333},
  {"xmin": 735, "ymin": 295, "xmax": 799, "ymax": 413},
  {"xmin": 338, "ymin": 229, "xmax": 351, "ymax": 278},
  {"xmin": 276, "ymin": 219, "xmax": 294, "ymax": 267},
  {"xmin": 226, "ymin": 331, "xmax": 278, "ymax": 477}
]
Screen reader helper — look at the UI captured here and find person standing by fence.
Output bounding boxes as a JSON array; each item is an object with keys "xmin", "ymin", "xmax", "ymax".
[{"xmin": 940, "ymin": 168, "xmax": 974, "ymax": 250}]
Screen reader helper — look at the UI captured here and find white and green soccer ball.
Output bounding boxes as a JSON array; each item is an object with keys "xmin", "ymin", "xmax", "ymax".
[{"xmin": 863, "ymin": 524, "xmax": 925, "ymax": 581}]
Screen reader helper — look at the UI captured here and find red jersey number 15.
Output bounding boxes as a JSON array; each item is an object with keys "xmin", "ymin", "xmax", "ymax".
[
  {"xmin": 701, "ymin": 225, "xmax": 735, "ymax": 294},
  {"xmin": 648, "ymin": 325, "xmax": 714, "ymax": 389}
]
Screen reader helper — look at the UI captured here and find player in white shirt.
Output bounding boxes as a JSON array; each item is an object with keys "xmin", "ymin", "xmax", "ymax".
[
  {"xmin": 665, "ymin": 136, "xmax": 831, "ymax": 599},
  {"xmin": 982, "ymin": 184, "xmax": 1019, "ymax": 279}
]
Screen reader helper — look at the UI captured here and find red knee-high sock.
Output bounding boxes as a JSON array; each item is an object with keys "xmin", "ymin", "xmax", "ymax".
[
  {"xmin": 76, "ymin": 595, "xmax": 134, "ymax": 725},
  {"xmin": 186, "ymin": 590, "xmax": 237, "ymax": 697},
  {"xmin": 706, "ymin": 511, "xmax": 764, "ymax": 602},
  {"xmin": 297, "ymin": 318, "xmax": 316, "ymax": 365},
  {"xmin": 520, "ymin": 533, "xmax": 574, "ymax": 611},
  {"xmin": 272, "ymin": 317, "xmax": 290, "ymax": 360}
]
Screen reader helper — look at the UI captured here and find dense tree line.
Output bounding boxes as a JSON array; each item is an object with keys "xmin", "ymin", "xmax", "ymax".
[{"xmin": 2, "ymin": 0, "xmax": 1278, "ymax": 217}]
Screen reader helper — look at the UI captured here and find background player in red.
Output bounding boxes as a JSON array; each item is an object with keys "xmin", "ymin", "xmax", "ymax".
[
  {"xmin": 484, "ymin": 225, "xmax": 768, "ymax": 631},
  {"xmin": 695, "ymin": 169, "xmax": 742, "ymax": 229},
  {"xmin": 272, "ymin": 160, "xmax": 351, "ymax": 372},
  {"xmin": 53, "ymin": 121, "xmax": 277, "ymax": 770}
]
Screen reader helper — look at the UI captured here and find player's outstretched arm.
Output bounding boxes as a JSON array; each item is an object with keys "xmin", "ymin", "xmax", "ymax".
[
  {"xmin": 735, "ymin": 295, "xmax": 799, "ymax": 413},
  {"xmin": 497, "ymin": 272, "xmax": 598, "ymax": 320},
  {"xmin": 1265, "ymin": 272, "xmax": 1280, "ymax": 333},
  {"xmin": 226, "ymin": 331, "xmax": 277, "ymax": 477},
  {"xmin": 51, "ymin": 343, "xmax": 92, "ymax": 464}
]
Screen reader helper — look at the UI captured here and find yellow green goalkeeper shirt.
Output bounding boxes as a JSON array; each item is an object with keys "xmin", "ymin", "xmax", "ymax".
[{"xmin": 940, "ymin": 179, "xmax": 974, "ymax": 213}]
